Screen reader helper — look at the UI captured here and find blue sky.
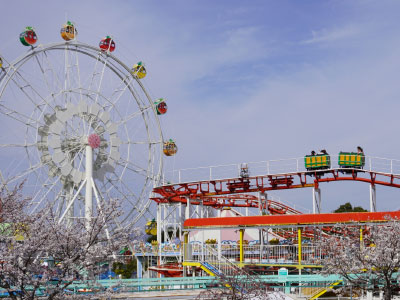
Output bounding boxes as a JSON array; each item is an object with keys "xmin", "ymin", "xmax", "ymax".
[{"xmin": 2, "ymin": 0, "xmax": 400, "ymax": 213}]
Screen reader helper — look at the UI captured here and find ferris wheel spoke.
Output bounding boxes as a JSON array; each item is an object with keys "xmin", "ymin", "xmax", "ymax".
[
  {"xmin": 116, "ymin": 159, "xmax": 150, "ymax": 178},
  {"xmin": 62, "ymin": 46, "xmax": 83, "ymax": 105},
  {"xmin": 33, "ymin": 51, "xmax": 63, "ymax": 99},
  {"xmin": 87, "ymin": 52, "xmax": 109, "ymax": 103},
  {"xmin": 105, "ymin": 75, "xmax": 134, "ymax": 112},
  {"xmin": 63, "ymin": 46, "xmax": 72, "ymax": 99},
  {"xmin": 25, "ymin": 143, "xmax": 39, "ymax": 172},
  {"xmin": 104, "ymin": 172, "xmax": 140, "ymax": 206},
  {"xmin": 30, "ymin": 175, "xmax": 61, "ymax": 212},
  {"xmin": 83, "ymin": 53, "xmax": 109, "ymax": 135},
  {"xmin": 72, "ymin": 46, "xmax": 84, "ymax": 104},
  {"xmin": 56, "ymin": 192, "xmax": 67, "ymax": 219},
  {"xmin": 6, "ymin": 162, "xmax": 44, "ymax": 184},
  {"xmin": 95, "ymin": 178, "xmax": 139, "ymax": 224},
  {"xmin": 0, "ymin": 143, "xmax": 37, "ymax": 148},
  {"xmin": 117, "ymin": 105, "xmax": 152, "ymax": 125},
  {"xmin": 36, "ymin": 49, "xmax": 82, "ymax": 108},
  {"xmin": 126, "ymin": 140, "xmax": 160, "ymax": 145},
  {"xmin": 9, "ymin": 70, "xmax": 58, "ymax": 114},
  {"xmin": 92, "ymin": 180, "xmax": 124, "ymax": 228},
  {"xmin": 87, "ymin": 52, "xmax": 102, "ymax": 92},
  {"xmin": 93, "ymin": 56, "xmax": 109, "ymax": 105},
  {"xmin": 69, "ymin": 147, "xmax": 86, "ymax": 174},
  {"xmin": 0, "ymin": 104, "xmax": 44, "ymax": 130}
]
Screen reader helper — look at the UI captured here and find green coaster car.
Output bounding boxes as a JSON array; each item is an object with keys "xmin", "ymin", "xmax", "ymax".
[
  {"xmin": 338, "ymin": 152, "xmax": 365, "ymax": 169},
  {"xmin": 304, "ymin": 154, "xmax": 331, "ymax": 171}
]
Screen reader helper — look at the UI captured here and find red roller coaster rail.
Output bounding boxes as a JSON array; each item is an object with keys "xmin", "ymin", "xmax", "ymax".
[{"xmin": 152, "ymin": 168, "xmax": 400, "ymax": 208}]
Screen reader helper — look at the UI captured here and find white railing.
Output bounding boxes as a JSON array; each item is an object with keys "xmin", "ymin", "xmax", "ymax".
[
  {"xmin": 163, "ymin": 155, "xmax": 400, "ymax": 184},
  {"xmin": 185, "ymin": 243, "xmax": 325, "ymax": 266}
]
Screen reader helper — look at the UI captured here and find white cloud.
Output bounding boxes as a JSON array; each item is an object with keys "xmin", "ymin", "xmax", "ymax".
[{"xmin": 302, "ymin": 25, "xmax": 360, "ymax": 45}]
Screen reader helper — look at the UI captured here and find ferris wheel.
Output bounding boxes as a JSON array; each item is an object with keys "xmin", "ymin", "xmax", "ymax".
[{"xmin": 0, "ymin": 23, "xmax": 177, "ymax": 229}]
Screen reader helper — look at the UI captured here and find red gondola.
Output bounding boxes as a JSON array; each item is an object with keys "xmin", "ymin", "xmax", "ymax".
[
  {"xmin": 154, "ymin": 98, "xmax": 167, "ymax": 115},
  {"xmin": 99, "ymin": 36, "xmax": 115, "ymax": 52},
  {"xmin": 20, "ymin": 27, "xmax": 37, "ymax": 46}
]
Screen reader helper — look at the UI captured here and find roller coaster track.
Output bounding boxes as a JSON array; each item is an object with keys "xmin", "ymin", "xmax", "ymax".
[{"xmin": 152, "ymin": 155, "xmax": 400, "ymax": 208}]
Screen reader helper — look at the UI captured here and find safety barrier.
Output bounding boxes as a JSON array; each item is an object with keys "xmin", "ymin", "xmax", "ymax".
[
  {"xmin": 163, "ymin": 155, "xmax": 400, "ymax": 184},
  {"xmin": 185, "ymin": 243, "xmax": 324, "ymax": 266}
]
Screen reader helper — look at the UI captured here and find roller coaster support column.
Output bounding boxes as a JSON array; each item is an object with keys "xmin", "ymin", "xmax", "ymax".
[
  {"xmin": 185, "ymin": 196, "xmax": 190, "ymax": 219},
  {"xmin": 239, "ymin": 229, "xmax": 245, "ymax": 267},
  {"xmin": 157, "ymin": 204, "xmax": 161, "ymax": 243},
  {"xmin": 298, "ymin": 227, "xmax": 302, "ymax": 267},
  {"xmin": 183, "ymin": 233, "xmax": 188, "ymax": 277},
  {"xmin": 259, "ymin": 192, "xmax": 267, "ymax": 215},
  {"xmin": 370, "ymin": 184, "xmax": 376, "ymax": 212},
  {"xmin": 313, "ymin": 182, "xmax": 321, "ymax": 214}
]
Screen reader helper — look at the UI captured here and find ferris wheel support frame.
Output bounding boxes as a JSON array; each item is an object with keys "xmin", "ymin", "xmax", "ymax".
[
  {"xmin": 85, "ymin": 144, "xmax": 93, "ymax": 227},
  {"xmin": 58, "ymin": 144, "xmax": 99, "ymax": 227}
]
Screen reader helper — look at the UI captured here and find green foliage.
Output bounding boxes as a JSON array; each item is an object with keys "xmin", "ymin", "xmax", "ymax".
[
  {"xmin": 112, "ymin": 259, "xmax": 137, "ymax": 279},
  {"xmin": 334, "ymin": 202, "xmax": 368, "ymax": 213}
]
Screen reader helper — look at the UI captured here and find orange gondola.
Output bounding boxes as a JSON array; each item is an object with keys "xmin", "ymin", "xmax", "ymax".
[
  {"xmin": 163, "ymin": 139, "xmax": 177, "ymax": 156},
  {"xmin": 60, "ymin": 21, "xmax": 77, "ymax": 41}
]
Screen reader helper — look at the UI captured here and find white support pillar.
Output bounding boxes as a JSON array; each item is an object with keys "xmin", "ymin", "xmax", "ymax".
[
  {"xmin": 157, "ymin": 204, "xmax": 162, "ymax": 245},
  {"xmin": 312, "ymin": 187, "xmax": 321, "ymax": 214},
  {"xmin": 179, "ymin": 202, "xmax": 183, "ymax": 240},
  {"xmin": 369, "ymin": 184, "xmax": 376, "ymax": 212},
  {"xmin": 85, "ymin": 145, "xmax": 93, "ymax": 229},
  {"xmin": 185, "ymin": 196, "xmax": 190, "ymax": 220}
]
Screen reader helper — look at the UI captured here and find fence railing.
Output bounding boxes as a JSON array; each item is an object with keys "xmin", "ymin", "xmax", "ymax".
[
  {"xmin": 185, "ymin": 243, "xmax": 325, "ymax": 266},
  {"xmin": 163, "ymin": 155, "xmax": 400, "ymax": 184}
]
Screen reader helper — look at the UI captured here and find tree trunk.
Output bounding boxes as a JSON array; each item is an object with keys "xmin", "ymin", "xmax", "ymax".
[{"xmin": 384, "ymin": 285, "xmax": 392, "ymax": 300}]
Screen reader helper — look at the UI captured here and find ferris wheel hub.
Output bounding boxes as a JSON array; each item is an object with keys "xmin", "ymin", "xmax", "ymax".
[{"xmin": 88, "ymin": 134, "xmax": 101, "ymax": 149}]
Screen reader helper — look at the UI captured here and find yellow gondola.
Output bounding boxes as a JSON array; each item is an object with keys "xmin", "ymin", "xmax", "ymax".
[
  {"xmin": 60, "ymin": 21, "xmax": 77, "ymax": 41},
  {"xmin": 132, "ymin": 61, "xmax": 146, "ymax": 79},
  {"xmin": 145, "ymin": 219, "xmax": 157, "ymax": 236},
  {"xmin": 163, "ymin": 139, "xmax": 178, "ymax": 156}
]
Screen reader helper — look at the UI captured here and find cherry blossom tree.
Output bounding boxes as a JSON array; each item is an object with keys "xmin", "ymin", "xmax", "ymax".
[
  {"xmin": 0, "ymin": 183, "xmax": 133, "ymax": 300},
  {"xmin": 319, "ymin": 220, "xmax": 400, "ymax": 300}
]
